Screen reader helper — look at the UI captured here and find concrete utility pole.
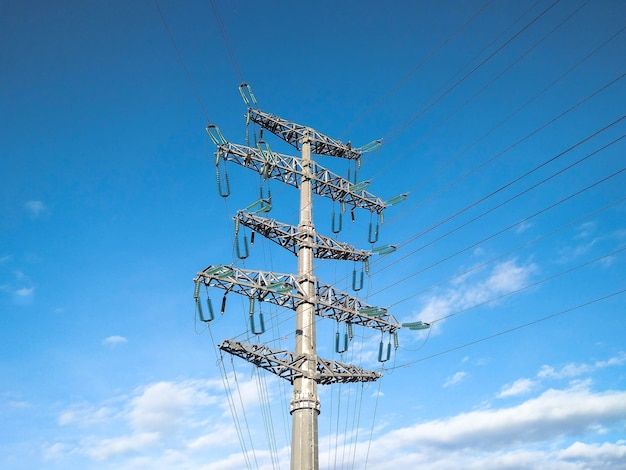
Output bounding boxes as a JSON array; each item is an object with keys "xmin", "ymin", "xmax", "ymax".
[
  {"xmin": 290, "ymin": 132, "xmax": 320, "ymax": 470},
  {"xmin": 194, "ymin": 84, "xmax": 428, "ymax": 469}
]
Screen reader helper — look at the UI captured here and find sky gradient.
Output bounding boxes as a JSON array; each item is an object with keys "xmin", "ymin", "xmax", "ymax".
[{"xmin": 2, "ymin": 1, "xmax": 625, "ymax": 469}]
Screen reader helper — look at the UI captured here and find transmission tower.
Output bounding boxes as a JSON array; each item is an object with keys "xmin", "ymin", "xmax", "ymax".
[{"xmin": 193, "ymin": 84, "xmax": 429, "ymax": 470}]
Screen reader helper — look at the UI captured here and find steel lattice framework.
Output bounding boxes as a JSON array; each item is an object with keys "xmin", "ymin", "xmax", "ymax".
[
  {"xmin": 195, "ymin": 265, "xmax": 400, "ymax": 334},
  {"xmin": 218, "ymin": 339, "xmax": 381, "ymax": 385},
  {"xmin": 215, "ymin": 141, "xmax": 386, "ymax": 214},
  {"xmin": 235, "ymin": 211, "xmax": 371, "ymax": 262},
  {"xmin": 247, "ymin": 108, "xmax": 368, "ymax": 159}
]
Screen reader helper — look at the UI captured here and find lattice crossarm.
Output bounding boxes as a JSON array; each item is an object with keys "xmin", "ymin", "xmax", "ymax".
[{"xmin": 247, "ymin": 108, "xmax": 363, "ymax": 160}]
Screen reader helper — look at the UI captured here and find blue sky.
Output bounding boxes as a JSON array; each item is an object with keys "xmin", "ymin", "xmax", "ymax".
[{"xmin": 1, "ymin": 0, "xmax": 625, "ymax": 468}]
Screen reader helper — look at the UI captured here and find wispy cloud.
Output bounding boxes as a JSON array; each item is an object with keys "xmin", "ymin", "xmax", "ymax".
[
  {"xmin": 24, "ymin": 200, "xmax": 47, "ymax": 218},
  {"xmin": 443, "ymin": 371, "xmax": 467, "ymax": 388},
  {"xmin": 412, "ymin": 259, "xmax": 536, "ymax": 332},
  {"xmin": 14, "ymin": 286, "xmax": 35, "ymax": 297},
  {"xmin": 538, "ymin": 352, "xmax": 626, "ymax": 380},
  {"xmin": 498, "ymin": 378, "xmax": 536, "ymax": 398},
  {"xmin": 102, "ymin": 335, "xmax": 128, "ymax": 346}
]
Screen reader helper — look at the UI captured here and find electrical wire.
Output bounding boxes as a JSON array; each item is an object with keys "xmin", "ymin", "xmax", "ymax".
[
  {"xmin": 153, "ymin": 0, "xmax": 211, "ymax": 122},
  {"xmin": 374, "ymin": 173, "xmax": 626, "ymax": 301},
  {"xmin": 372, "ymin": 120, "xmax": 625, "ymax": 277},
  {"xmin": 382, "ymin": 0, "xmax": 561, "ymax": 145},
  {"xmin": 209, "ymin": 0, "xmax": 244, "ymax": 83},
  {"xmin": 387, "ymin": 288, "xmax": 626, "ymax": 370},
  {"xmin": 340, "ymin": 0, "xmax": 494, "ymax": 138}
]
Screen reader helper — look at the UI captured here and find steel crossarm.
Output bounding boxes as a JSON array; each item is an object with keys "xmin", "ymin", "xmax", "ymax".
[
  {"xmin": 219, "ymin": 339, "xmax": 381, "ymax": 384},
  {"xmin": 195, "ymin": 266, "xmax": 401, "ymax": 333},
  {"xmin": 217, "ymin": 142, "xmax": 386, "ymax": 213},
  {"xmin": 247, "ymin": 108, "xmax": 365, "ymax": 160},
  {"xmin": 236, "ymin": 211, "xmax": 371, "ymax": 262}
]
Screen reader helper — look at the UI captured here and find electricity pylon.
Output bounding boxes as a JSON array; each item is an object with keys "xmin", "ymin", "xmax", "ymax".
[{"xmin": 194, "ymin": 84, "xmax": 428, "ymax": 470}]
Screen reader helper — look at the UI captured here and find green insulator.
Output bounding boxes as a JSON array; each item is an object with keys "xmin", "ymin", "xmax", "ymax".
[
  {"xmin": 205, "ymin": 296, "xmax": 215, "ymax": 322},
  {"xmin": 332, "ymin": 210, "xmax": 342, "ymax": 234},
  {"xmin": 350, "ymin": 180, "xmax": 371, "ymax": 192},
  {"xmin": 335, "ymin": 331, "xmax": 348, "ymax": 353},
  {"xmin": 352, "ymin": 269, "xmax": 363, "ymax": 292},
  {"xmin": 196, "ymin": 297, "xmax": 203, "ymax": 321},
  {"xmin": 358, "ymin": 306, "xmax": 387, "ymax": 317},
  {"xmin": 402, "ymin": 321, "xmax": 430, "ymax": 330},
  {"xmin": 216, "ymin": 167, "xmax": 230, "ymax": 198},
  {"xmin": 239, "ymin": 83, "xmax": 258, "ymax": 107},
  {"xmin": 378, "ymin": 341, "xmax": 387, "ymax": 362},
  {"xmin": 372, "ymin": 244, "xmax": 397, "ymax": 255},
  {"xmin": 368, "ymin": 219, "xmax": 379, "ymax": 244},
  {"xmin": 250, "ymin": 312, "xmax": 265, "ymax": 335},
  {"xmin": 206, "ymin": 125, "xmax": 226, "ymax": 146},
  {"xmin": 385, "ymin": 193, "xmax": 409, "ymax": 206},
  {"xmin": 193, "ymin": 279, "xmax": 201, "ymax": 300}
]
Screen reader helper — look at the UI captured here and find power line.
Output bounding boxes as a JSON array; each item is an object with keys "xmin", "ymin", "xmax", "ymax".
[
  {"xmin": 153, "ymin": 0, "xmax": 211, "ymax": 122},
  {"xmin": 382, "ymin": 0, "xmax": 561, "ymax": 144},
  {"xmin": 372, "ymin": 118, "xmax": 625, "ymax": 276},
  {"xmin": 340, "ymin": 0, "xmax": 494, "ymax": 138},
  {"xmin": 375, "ymin": 183, "xmax": 626, "ymax": 302},
  {"xmin": 210, "ymin": 0, "xmax": 244, "ymax": 84},
  {"xmin": 388, "ymin": 288, "xmax": 626, "ymax": 370}
]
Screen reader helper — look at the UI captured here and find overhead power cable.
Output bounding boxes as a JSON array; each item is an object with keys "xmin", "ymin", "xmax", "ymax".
[
  {"xmin": 375, "ymin": 178, "xmax": 626, "ymax": 301},
  {"xmin": 431, "ymin": 246, "xmax": 626, "ymax": 325},
  {"xmin": 341, "ymin": 0, "xmax": 494, "ymax": 138},
  {"xmin": 378, "ymin": 25, "xmax": 626, "ymax": 202},
  {"xmin": 153, "ymin": 0, "xmax": 211, "ymax": 122},
  {"xmin": 387, "ymin": 288, "xmax": 626, "ymax": 369},
  {"xmin": 373, "ymin": 117, "xmax": 625, "ymax": 276},
  {"xmin": 210, "ymin": 0, "xmax": 244, "ymax": 84},
  {"xmin": 383, "ymin": 0, "xmax": 561, "ymax": 144},
  {"xmin": 372, "ymin": 0, "xmax": 593, "ymax": 183}
]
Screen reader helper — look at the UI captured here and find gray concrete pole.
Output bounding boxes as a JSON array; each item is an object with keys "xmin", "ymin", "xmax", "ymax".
[{"xmin": 290, "ymin": 131, "xmax": 320, "ymax": 470}]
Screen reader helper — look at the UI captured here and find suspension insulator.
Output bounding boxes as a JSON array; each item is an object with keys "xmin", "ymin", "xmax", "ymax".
[
  {"xmin": 250, "ymin": 312, "xmax": 266, "ymax": 335},
  {"xmin": 220, "ymin": 294, "xmax": 227, "ymax": 314},
  {"xmin": 235, "ymin": 232, "xmax": 249, "ymax": 259},
  {"xmin": 347, "ymin": 322, "xmax": 354, "ymax": 340},
  {"xmin": 378, "ymin": 340, "xmax": 392, "ymax": 363},
  {"xmin": 193, "ymin": 279, "xmax": 201, "ymax": 300},
  {"xmin": 216, "ymin": 167, "xmax": 231, "ymax": 198},
  {"xmin": 332, "ymin": 210, "xmax": 342, "ymax": 234},
  {"xmin": 335, "ymin": 331, "xmax": 348, "ymax": 354},
  {"xmin": 368, "ymin": 219, "xmax": 379, "ymax": 244},
  {"xmin": 352, "ymin": 268, "xmax": 364, "ymax": 292},
  {"xmin": 393, "ymin": 332, "xmax": 399, "ymax": 349}
]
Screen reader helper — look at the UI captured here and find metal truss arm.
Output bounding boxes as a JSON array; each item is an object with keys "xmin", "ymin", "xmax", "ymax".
[
  {"xmin": 235, "ymin": 211, "xmax": 371, "ymax": 262},
  {"xmin": 219, "ymin": 339, "xmax": 381, "ymax": 384},
  {"xmin": 247, "ymin": 108, "xmax": 371, "ymax": 160},
  {"xmin": 216, "ymin": 142, "xmax": 386, "ymax": 213},
  {"xmin": 195, "ymin": 265, "xmax": 401, "ymax": 333}
]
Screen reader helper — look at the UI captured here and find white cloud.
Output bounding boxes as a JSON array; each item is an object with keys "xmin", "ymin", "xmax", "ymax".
[
  {"xmin": 14, "ymin": 286, "xmax": 34, "ymax": 297},
  {"xmin": 129, "ymin": 380, "xmax": 220, "ymax": 433},
  {"xmin": 102, "ymin": 335, "xmax": 128, "ymax": 346},
  {"xmin": 24, "ymin": 200, "xmax": 47, "ymax": 218},
  {"xmin": 498, "ymin": 378, "xmax": 536, "ymax": 398},
  {"xmin": 86, "ymin": 432, "xmax": 161, "ymax": 460},
  {"xmin": 413, "ymin": 259, "xmax": 536, "ymax": 332},
  {"xmin": 559, "ymin": 440, "xmax": 626, "ymax": 462},
  {"xmin": 537, "ymin": 352, "xmax": 626, "ymax": 380},
  {"xmin": 443, "ymin": 371, "xmax": 467, "ymax": 388}
]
